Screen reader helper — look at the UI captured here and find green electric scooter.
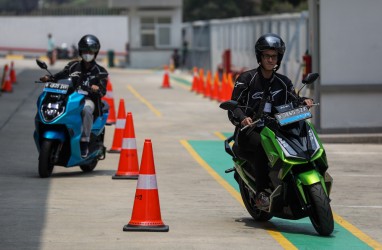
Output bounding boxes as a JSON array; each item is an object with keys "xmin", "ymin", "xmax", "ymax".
[{"xmin": 220, "ymin": 73, "xmax": 334, "ymax": 236}]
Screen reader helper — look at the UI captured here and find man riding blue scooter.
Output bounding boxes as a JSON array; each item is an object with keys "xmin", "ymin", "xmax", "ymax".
[
  {"xmin": 35, "ymin": 34, "xmax": 109, "ymax": 177},
  {"xmin": 40, "ymin": 34, "xmax": 108, "ymax": 157}
]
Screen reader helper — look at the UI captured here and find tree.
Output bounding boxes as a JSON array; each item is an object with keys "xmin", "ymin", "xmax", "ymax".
[
  {"xmin": 183, "ymin": 0, "xmax": 244, "ymax": 22},
  {"xmin": 183, "ymin": 0, "xmax": 307, "ymax": 22}
]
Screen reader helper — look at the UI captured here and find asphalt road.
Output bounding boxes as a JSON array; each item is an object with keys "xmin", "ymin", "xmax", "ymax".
[{"xmin": 0, "ymin": 59, "xmax": 381, "ymax": 250}]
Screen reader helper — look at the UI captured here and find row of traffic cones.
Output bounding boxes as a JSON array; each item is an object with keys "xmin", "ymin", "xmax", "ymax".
[
  {"xmin": 191, "ymin": 67, "xmax": 234, "ymax": 102},
  {"xmin": 1, "ymin": 61, "xmax": 17, "ymax": 93},
  {"xmin": 105, "ymin": 95, "xmax": 168, "ymax": 232}
]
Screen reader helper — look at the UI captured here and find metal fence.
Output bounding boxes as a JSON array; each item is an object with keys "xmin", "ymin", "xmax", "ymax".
[{"xmin": 183, "ymin": 11, "xmax": 309, "ymax": 95}]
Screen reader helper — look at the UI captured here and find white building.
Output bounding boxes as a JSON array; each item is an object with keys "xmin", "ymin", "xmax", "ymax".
[{"xmin": 109, "ymin": 0, "xmax": 183, "ymax": 69}]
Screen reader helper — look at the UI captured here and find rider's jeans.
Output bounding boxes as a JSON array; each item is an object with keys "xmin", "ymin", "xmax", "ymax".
[{"xmin": 81, "ymin": 98, "xmax": 94, "ymax": 142}]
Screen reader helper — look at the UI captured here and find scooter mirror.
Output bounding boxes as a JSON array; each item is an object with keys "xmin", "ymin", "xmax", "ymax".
[
  {"xmin": 36, "ymin": 59, "xmax": 48, "ymax": 70},
  {"xmin": 219, "ymin": 100, "xmax": 238, "ymax": 111},
  {"xmin": 302, "ymin": 73, "xmax": 319, "ymax": 85}
]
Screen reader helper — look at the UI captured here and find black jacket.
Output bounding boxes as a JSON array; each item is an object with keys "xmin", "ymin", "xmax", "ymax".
[
  {"xmin": 53, "ymin": 60, "xmax": 108, "ymax": 100},
  {"xmin": 229, "ymin": 68, "xmax": 296, "ymax": 127}
]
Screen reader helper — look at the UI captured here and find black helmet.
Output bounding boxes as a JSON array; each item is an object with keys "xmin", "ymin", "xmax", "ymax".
[
  {"xmin": 78, "ymin": 34, "xmax": 101, "ymax": 58},
  {"xmin": 255, "ymin": 33, "xmax": 285, "ymax": 71}
]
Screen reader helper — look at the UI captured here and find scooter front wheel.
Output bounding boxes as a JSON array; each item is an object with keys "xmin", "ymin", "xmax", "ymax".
[
  {"xmin": 307, "ymin": 183, "xmax": 334, "ymax": 236},
  {"xmin": 38, "ymin": 140, "xmax": 56, "ymax": 178}
]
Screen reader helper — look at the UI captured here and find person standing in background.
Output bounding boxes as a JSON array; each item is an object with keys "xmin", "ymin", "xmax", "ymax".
[
  {"xmin": 47, "ymin": 33, "xmax": 55, "ymax": 66},
  {"xmin": 181, "ymin": 40, "xmax": 188, "ymax": 68},
  {"xmin": 171, "ymin": 49, "xmax": 180, "ymax": 71},
  {"xmin": 125, "ymin": 42, "xmax": 130, "ymax": 66}
]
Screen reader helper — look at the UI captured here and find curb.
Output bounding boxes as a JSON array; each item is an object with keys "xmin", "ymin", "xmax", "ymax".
[{"xmin": 319, "ymin": 134, "xmax": 382, "ymax": 144}]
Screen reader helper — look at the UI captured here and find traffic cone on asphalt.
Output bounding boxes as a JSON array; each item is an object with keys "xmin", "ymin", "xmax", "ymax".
[
  {"xmin": 218, "ymin": 72, "xmax": 228, "ymax": 102},
  {"xmin": 211, "ymin": 72, "xmax": 220, "ymax": 101},
  {"xmin": 197, "ymin": 68, "xmax": 205, "ymax": 94},
  {"xmin": 112, "ymin": 112, "xmax": 139, "ymax": 179},
  {"xmin": 161, "ymin": 65, "xmax": 171, "ymax": 88},
  {"xmin": 10, "ymin": 61, "xmax": 16, "ymax": 84},
  {"xmin": 123, "ymin": 139, "xmax": 169, "ymax": 232},
  {"xmin": 204, "ymin": 70, "xmax": 212, "ymax": 98},
  {"xmin": 1, "ymin": 64, "xmax": 12, "ymax": 93},
  {"xmin": 191, "ymin": 67, "xmax": 199, "ymax": 92},
  {"xmin": 102, "ymin": 78, "xmax": 116, "ymax": 125},
  {"xmin": 108, "ymin": 99, "xmax": 126, "ymax": 153}
]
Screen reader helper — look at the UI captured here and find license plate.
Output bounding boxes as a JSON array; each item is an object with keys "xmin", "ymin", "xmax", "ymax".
[
  {"xmin": 275, "ymin": 106, "xmax": 312, "ymax": 126},
  {"xmin": 43, "ymin": 82, "xmax": 69, "ymax": 94}
]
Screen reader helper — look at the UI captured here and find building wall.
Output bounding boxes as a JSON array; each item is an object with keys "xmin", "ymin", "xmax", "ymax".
[
  {"xmin": 0, "ymin": 0, "xmax": 183, "ymax": 69},
  {"xmin": 128, "ymin": 7, "xmax": 182, "ymax": 68},
  {"xmin": 109, "ymin": 0, "xmax": 183, "ymax": 68},
  {"xmin": 109, "ymin": 0, "xmax": 181, "ymax": 8},
  {"xmin": 317, "ymin": 0, "xmax": 382, "ymax": 132},
  {"xmin": 0, "ymin": 16, "xmax": 128, "ymax": 57}
]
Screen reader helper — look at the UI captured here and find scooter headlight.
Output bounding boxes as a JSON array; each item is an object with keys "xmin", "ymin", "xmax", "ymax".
[
  {"xmin": 41, "ymin": 102, "xmax": 65, "ymax": 122},
  {"xmin": 276, "ymin": 136, "xmax": 298, "ymax": 157},
  {"xmin": 308, "ymin": 128, "xmax": 320, "ymax": 156}
]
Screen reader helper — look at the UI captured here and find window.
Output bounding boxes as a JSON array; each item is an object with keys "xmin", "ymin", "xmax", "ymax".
[{"xmin": 140, "ymin": 17, "xmax": 171, "ymax": 48}]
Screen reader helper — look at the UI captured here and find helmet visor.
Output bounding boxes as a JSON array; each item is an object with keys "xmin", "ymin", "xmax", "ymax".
[{"xmin": 79, "ymin": 43, "xmax": 99, "ymax": 54}]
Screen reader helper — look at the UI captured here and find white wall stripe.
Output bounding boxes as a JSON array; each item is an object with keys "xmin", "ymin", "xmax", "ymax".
[
  {"xmin": 116, "ymin": 119, "xmax": 126, "ymax": 129},
  {"xmin": 122, "ymin": 138, "xmax": 137, "ymax": 149},
  {"xmin": 136, "ymin": 174, "xmax": 157, "ymax": 189}
]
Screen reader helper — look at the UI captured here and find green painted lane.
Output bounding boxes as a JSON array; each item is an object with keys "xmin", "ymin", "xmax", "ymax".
[
  {"xmin": 187, "ymin": 139, "xmax": 373, "ymax": 249},
  {"xmin": 170, "ymin": 75, "xmax": 192, "ymax": 87}
]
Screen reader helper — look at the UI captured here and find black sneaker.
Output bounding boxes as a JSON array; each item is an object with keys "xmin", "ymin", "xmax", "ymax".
[
  {"xmin": 255, "ymin": 191, "xmax": 270, "ymax": 209},
  {"xmin": 80, "ymin": 142, "xmax": 89, "ymax": 158}
]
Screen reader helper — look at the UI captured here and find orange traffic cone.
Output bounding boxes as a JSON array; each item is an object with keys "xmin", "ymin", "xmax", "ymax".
[
  {"xmin": 227, "ymin": 73, "xmax": 234, "ymax": 100},
  {"xmin": 197, "ymin": 68, "xmax": 205, "ymax": 94},
  {"xmin": 113, "ymin": 112, "xmax": 139, "ymax": 179},
  {"xmin": 161, "ymin": 65, "xmax": 171, "ymax": 88},
  {"xmin": 108, "ymin": 99, "xmax": 126, "ymax": 153},
  {"xmin": 1, "ymin": 64, "xmax": 12, "ymax": 93},
  {"xmin": 10, "ymin": 61, "xmax": 16, "ymax": 84},
  {"xmin": 191, "ymin": 67, "xmax": 199, "ymax": 92},
  {"xmin": 123, "ymin": 139, "xmax": 169, "ymax": 232},
  {"xmin": 204, "ymin": 70, "xmax": 212, "ymax": 98},
  {"xmin": 211, "ymin": 72, "xmax": 220, "ymax": 101},
  {"xmin": 102, "ymin": 78, "xmax": 116, "ymax": 125}
]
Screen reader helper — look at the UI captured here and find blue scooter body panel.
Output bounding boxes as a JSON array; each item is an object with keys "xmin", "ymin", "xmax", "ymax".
[{"xmin": 34, "ymin": 89, "xmax": 108, "ymax": 168}]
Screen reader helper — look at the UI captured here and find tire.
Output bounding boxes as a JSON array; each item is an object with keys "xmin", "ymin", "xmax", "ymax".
[
  {"xmin": 238, "ymin": 177, "xmax": 273, "ymax": 222},
  {"xmin": 38, "ymin": 140, "xmax": 56, "ymax": 178},
  {"xmin": 80, "ymin": 159, "xmax": 98, "ymax": 173},
  {"xmin": 307, "ymin": 183, "xmax": 334, "ymax": 236}
]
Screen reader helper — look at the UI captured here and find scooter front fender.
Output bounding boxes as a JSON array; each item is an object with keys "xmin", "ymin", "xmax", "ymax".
[
  {"xmin": 42, "ymin": 130, "xmax": 66, "ymax": 142},
  {"xmin": 297, "ymin": 169, "xmax": 321, "ymax": 186},
  {"xmin": 296, "ymin": 170, "xmax": 328, "ymax": 203}
]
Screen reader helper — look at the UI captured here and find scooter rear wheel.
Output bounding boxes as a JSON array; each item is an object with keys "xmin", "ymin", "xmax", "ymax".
[
  {"xmin": 38, "ymin": 140, "xmax": 56, "ymax": 178},
  {"xmin": 239, "ymin": 177, "xmax": 273, "ymax": 222}
]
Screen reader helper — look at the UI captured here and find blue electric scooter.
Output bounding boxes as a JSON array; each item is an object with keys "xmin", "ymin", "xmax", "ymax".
[{"xmin": 33, "ymin": 59, "xmax": 108, "ymax": 178}]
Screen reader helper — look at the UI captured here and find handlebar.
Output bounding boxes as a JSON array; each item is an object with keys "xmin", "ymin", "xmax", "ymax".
[
  {"xmin": 240, "ymin": 118, "xmax": 261, "ymax": 131},
  {"xmin": 240, "ymin": 102, "xmax": 319, "ymax": 131}
]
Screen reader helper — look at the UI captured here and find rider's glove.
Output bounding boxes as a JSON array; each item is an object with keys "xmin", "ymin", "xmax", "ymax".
[{"xmin": 40, "ymin": 75, "xmax": 53, "ymax": 82}]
